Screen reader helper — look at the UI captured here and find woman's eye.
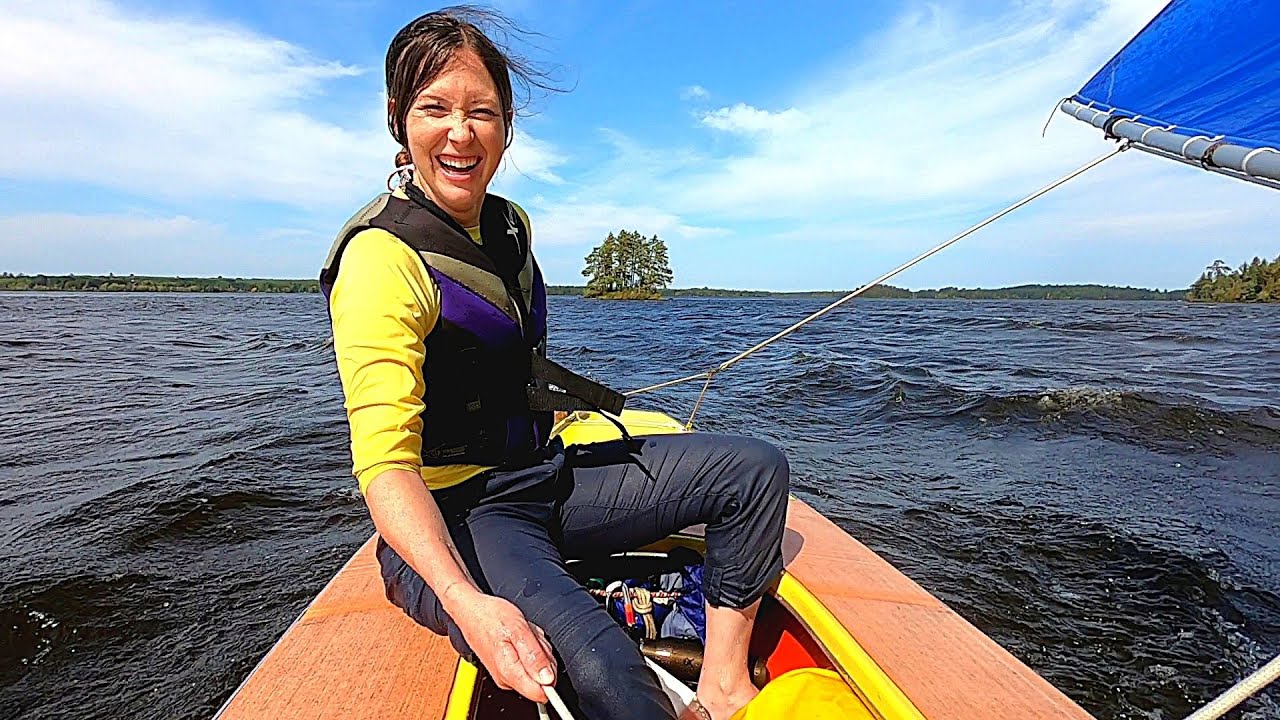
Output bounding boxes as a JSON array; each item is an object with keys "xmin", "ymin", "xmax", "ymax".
[
  {"xmin": 418, "ymin": 104, "xmax": 447, "ymax": 115},
  {"xmin": 470, "ymin": 108, "xmax": 498, "ymax": 119}
]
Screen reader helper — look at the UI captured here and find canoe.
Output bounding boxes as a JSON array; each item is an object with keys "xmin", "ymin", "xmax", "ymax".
[{"xmin": 214, "ymin": 409, "xmax": 1093, "ymax": 719}]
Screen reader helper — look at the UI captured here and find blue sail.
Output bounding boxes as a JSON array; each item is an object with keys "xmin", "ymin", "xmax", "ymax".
[
  {"xmin": 1060, "ymin": 0, "xmax": 1280, "ymax": 188},
  {"xmin": 1076, "ymin": 0, "xmax": 1280, "ymax": 148}
]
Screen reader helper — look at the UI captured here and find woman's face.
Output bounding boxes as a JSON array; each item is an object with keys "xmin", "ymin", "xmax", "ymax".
[{"xmin": 402, "ymin": 48, "xmax": 507, "ymax": 227}]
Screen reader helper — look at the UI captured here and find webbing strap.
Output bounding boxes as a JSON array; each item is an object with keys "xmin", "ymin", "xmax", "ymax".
[{"xmin": 527, "ymin": 353, "xmax": 626, "ymax": 415}]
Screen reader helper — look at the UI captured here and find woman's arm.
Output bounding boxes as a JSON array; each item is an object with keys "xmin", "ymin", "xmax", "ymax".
[
  {"xmin": 364, "ymin": 469, "xmax": 479, "ymax": 604},
  {"xmin": 364, "ymin": 469, "xmax": 556, "ymax": 702},
  {"xmin": 331, "ymin": 230, "xmax": 555, "ymax": 701}
]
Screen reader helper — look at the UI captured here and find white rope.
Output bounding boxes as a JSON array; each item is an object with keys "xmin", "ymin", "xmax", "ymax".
[
  {"xmin": 1183, "ymin": 654, "xmax": 1280, "ymax": 720},
  {"xmin": 542, "ymin": 686, "xmax": 576, "ymax": 720},
  {"xmin": 626, "ymin": 145, "xmax": 1129, "ymax": 427}
]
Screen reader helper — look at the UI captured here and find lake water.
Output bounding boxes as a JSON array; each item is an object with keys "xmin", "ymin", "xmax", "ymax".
[{"xmin": 1, "ymin": 293, "xmax": 1277, "ymax": 719}]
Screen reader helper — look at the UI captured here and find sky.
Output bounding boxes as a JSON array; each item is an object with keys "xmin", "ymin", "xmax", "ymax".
[{"xmin": 1, "ymin": 0, "xmax": 1276, "ymax": 291}]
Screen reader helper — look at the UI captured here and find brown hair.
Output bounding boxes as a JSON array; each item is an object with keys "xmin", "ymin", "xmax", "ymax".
[{"xmin": 385, "ymin": 5, "xmax": 556, "ymax": 165}]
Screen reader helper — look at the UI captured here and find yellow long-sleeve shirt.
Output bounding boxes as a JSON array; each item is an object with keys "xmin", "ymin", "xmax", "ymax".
[{"xmin": 328, "ymin": 194, "xmax": 532, "ymax": 494}]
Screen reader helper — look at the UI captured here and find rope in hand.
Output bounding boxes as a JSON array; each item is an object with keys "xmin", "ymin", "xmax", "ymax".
[
  {"xmin": 624, "ymin": 144, "xmax": 1130, "ymax": 428},
  {"xmin": 541, "ymin": 686, "xmax": 576, "ymax": 720}
]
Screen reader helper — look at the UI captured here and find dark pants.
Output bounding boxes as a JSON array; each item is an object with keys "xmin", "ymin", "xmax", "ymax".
[{"xmin": 376, "ymin": 432, "xmax": 790, "ymax": 720}]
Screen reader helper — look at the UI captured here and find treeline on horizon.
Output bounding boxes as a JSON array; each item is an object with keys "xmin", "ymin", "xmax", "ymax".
[
  {"xmin": 0, "ymin": 273, "xmax": 318, "ymax": 293},
  {"xmin": 549, "ymin": 283, "xmax": 1187, "ymax": 300},
  {"xmin": 0, "ymin": 273, "xmax": 1205, "ymax": 301}
]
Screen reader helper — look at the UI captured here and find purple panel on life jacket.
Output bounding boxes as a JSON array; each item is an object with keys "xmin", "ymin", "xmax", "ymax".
[{"xmin": 430, "ymin": 268, "xmax": 523, "ymax": 346}]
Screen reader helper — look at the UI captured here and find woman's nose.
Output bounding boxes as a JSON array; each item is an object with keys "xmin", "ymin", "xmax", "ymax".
[{"xmin": 447, "ymin": 111, "xmax": 473, "ymax": 144}]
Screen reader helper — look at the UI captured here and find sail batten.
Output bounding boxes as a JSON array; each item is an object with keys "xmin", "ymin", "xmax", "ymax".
[{"xmin": 1061, "ymin": 0, "xmax": 1280, "ymax": 189}]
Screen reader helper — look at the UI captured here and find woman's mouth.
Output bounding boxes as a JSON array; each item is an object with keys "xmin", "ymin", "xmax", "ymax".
[{"xmin": 437, "ymin": 155, "xmax": 482, "ymax": 180}]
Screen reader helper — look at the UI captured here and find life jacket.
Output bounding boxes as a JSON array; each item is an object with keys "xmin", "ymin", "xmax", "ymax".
[{"xmin": 320, "ymin": 186, "xmax": 623, "ymax": 468}]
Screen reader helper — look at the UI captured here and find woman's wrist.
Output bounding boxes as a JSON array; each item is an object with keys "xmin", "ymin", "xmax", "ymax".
[{"xmin": 440, "ymin": 579, "xmax": 484, "ymax": 616}]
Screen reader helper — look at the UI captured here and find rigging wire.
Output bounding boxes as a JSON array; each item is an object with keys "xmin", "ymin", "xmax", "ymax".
[{"xmin": 624, "ymin": 143, "xmax": 1131, "ymax": 428}]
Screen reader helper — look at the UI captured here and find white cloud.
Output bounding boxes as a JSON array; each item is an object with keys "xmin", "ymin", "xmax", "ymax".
[
  {"xmin": 665, "ymin": 0, "xmax": 1175, "ymax": 220},
  {"xmin": 0, "ymin": 0, "xmax": 564, "ymax": 212},
  {"xmin": 1, "ymin": 213, "xmax": 220, "ymax": 275},
  {"xmin": 0, "ymin": 0, "xmax": 391, "ymax": 209},
  {"xmin": 524, "ymin": 198, "xmax": 725, "ymax": 248},
  {"xmin": 3, "ymin": 0, "xmax": 1269, "ymax": 291},
  {"xmin": 553, "ymin": 1, "xmax": 1185, "ymax": 244},
  {"xmin": 494, "ymin": 129, "xmax": 566, "ymax": 188},
  {"xmin": 699, "ymin": 103, "xmax": 808, "ymax": 135},
  {"xmin": 681, "ymin": 85, "xmax": 710, "ymax": 100}
]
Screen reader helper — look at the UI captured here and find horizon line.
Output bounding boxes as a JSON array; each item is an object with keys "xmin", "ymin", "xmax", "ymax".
[{"xmin": 0, "ymin": 273, "xmax": 1191, "ymax": 295}]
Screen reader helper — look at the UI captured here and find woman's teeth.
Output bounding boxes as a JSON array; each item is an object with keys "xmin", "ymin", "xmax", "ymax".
[{"xmin": 439, "ymin": 156, "xmax": 480, "ymax": 173}]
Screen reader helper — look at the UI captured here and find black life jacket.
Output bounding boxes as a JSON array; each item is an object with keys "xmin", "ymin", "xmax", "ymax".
[{"xmin": 320, "ymin": 187, "xmax": 623, "ymax": 468}]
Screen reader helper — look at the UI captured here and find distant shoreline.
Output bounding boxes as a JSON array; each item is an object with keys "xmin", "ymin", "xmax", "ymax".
[{"xmin": 0, "ymin": 274, "xmax": 1189, "ymax": 300}]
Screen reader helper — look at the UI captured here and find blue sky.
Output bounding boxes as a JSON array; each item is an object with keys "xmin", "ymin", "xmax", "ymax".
[{"xmin": 2, "ymin": 0, "xmax": 1276, "ymax": 290}]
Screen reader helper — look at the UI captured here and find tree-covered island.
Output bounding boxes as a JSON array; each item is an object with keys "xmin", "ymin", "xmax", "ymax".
[
  {"xmin": 581, "ymin": 230, "xmax": 673, "ymax": 300},
  {"xmin": 1187, "ymin": 256, "xmax": 1280, "ymax": 302}
]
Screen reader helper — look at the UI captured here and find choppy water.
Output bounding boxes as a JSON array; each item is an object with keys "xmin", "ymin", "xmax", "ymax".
[{"xmin": 1, "ymin": 293, "xmax": 1277, "ymax": 720}]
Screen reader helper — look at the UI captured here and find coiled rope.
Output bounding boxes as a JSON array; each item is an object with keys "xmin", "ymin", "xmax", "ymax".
[
  {"xmin": 624, "ymin": 144, "xmax": 1130, "ymax": 428},
  {"xmin": 631, "ymin": 587, "xmax": 658, "ymax": 639}
]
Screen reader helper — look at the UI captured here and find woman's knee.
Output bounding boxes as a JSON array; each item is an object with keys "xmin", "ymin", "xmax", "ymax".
[{"xmin": 727, "ymin": 435, "xmax": 790, "ymax": 499}]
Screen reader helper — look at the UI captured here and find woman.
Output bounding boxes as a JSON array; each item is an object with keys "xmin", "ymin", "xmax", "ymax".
[{"xmin": 321, "ymin": 8, "xmax": 789, "ymax": 720}]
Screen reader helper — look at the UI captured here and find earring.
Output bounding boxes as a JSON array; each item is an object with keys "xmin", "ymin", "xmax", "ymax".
[{"xmin": 386, "ymin": 163, "xmax": 414, "ymax": 191}]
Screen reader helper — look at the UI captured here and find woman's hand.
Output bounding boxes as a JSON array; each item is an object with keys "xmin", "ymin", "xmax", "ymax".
[{"xmin": 446, "ymin": 587, "xmax": 557, "ymax": 703}]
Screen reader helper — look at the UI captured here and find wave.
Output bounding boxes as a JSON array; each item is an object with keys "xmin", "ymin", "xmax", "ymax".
[
  {"xmin": 763, "ymin": 355, "xmax": 1280, "ymax": 451},
  {"xmin": 974, "ymin": 387, "xmax": 1280, "ymax": 451},
  {"xmin": 854, "ymin": 499, "xmax": 1280, "ymax": 718},
  {"xmin": 123, "ymin": 491, "xmax": 298, "ymax": 549},
  {"xmin": 1, "ymin": 571, "xmax": 157, "ymax": 687},
  {"xmin": 560, "ymin": 345, "xmax": 606, "ymax": 356},
  {"xmin": 1138, "ymin": 331, "xmax": 1221, "ymax": 345}
]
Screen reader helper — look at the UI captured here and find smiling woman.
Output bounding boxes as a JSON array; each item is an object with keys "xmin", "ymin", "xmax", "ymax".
[{"xmin": 309, "ymin": 7, "xmax": 794, "ymax": 720}]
